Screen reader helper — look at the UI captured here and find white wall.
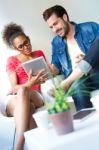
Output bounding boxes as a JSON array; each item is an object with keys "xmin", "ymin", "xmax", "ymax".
[
  {"xmin": 0, "ymin": 0, "xmax": 99, "ymax": 98},
  {"xmin": 58, "ymin": 0, "xmax": 99, "ymax": 22}
]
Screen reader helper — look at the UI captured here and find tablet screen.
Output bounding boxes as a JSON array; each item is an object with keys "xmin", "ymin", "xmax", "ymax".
[{"xmin": 22, "ymin": 56, "xmax": 50, "ymax": 76}]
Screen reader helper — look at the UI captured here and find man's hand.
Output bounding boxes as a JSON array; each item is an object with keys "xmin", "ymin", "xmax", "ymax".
[
  {"xmin": 60, "ymin": 80, "xmax": 69, "ymax": 90},
  {"xmin": 49, "ymin": 64, "xmax": 59, "ymax": 75},
  {"xmin": 75, "ymin": 54, "xmax": 85, "ymax": 64}
]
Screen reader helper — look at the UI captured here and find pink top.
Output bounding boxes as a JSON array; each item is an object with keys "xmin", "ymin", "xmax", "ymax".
[{"xmin": 6, "ymin": 50, "xmax": 46, "ymax": 92}]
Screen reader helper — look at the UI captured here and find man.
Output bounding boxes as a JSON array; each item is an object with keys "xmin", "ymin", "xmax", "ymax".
[{"xmin": 43, "ymin": 5, "xmax": 99, "ymax": 110}]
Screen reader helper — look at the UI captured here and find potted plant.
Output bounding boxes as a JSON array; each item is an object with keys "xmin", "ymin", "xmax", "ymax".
[
  {"xmin": 46, "ymin": 83, "xmax": 75, "ymax": 135},
  {"xmin": 45, "ymin": 73, "xmax": 95, "ymax": 135}
]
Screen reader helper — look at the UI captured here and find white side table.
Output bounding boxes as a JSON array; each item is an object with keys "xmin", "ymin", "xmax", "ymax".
[{"xmin": 24, "ymin": 112, "xmax": 99, "ymax": 150}]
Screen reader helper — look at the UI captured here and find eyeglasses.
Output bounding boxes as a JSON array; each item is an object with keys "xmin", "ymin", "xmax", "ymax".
[{"xmin": 17, "ymin": 39, "xmax": 30, "ymax": 50}]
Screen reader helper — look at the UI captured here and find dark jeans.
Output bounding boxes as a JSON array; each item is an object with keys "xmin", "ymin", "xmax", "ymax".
[
  {"xmin": 71, "ymin": 72, "xmax": 99, "ymax": 111},
  {"xmin": 72, "ymin": 38, "xmax": 99, "ymax": 111}
]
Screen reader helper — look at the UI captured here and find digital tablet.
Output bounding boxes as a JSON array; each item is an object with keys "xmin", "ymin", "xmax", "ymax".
[
  {"xmin": 73, "ymin": 108, "xmax": 96, "ymax": 122},
  {"xmin": 22, "ymin": 56, "xmax": 51, "ymax": 76}
]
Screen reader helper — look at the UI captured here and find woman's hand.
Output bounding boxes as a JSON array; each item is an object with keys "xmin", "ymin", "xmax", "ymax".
[{"xmin": 27, "ymin": 69, "xmax": 49, "ymax": 88}]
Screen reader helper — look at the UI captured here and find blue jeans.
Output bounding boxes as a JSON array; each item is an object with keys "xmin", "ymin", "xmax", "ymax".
[
  {"xmin": 70, "ymin": 39, "xmax": 99, "ymax": 111},
  {"xmin": 71, "ymin": 75, "xmax": 97, "ymax": 111}
]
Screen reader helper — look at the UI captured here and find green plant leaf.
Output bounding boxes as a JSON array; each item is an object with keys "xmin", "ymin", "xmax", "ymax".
[{"xmin": 46, "ymin": 73, "xmax": 97, "ymax": 114}]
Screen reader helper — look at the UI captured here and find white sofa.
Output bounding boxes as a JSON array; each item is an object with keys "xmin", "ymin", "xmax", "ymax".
[{"xmin": 0, "ymin": 113, "xmax": 15, "ymax": 150}]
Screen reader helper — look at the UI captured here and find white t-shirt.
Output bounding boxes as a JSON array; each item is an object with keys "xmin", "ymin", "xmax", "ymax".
[{"xmin": 67, "ymin": 40, "xmax": 85, "ymax": 70}]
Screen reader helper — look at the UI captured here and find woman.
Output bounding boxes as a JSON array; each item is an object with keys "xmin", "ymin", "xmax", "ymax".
[
  {"xmin": 60, "ymin": 38, "xmax": 99, "ymax": 90},
  {"xmin": 2, "ymin": 23, "xmax": 48, "ymax": 150}
]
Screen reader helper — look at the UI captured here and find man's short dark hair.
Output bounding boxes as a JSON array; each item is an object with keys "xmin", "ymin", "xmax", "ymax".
[{"xmin": 43, "ymin": 5, "xmax": 69, "ymax": 21}]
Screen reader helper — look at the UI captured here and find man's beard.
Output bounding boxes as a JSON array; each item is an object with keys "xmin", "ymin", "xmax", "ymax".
[
  {"xmin": 56, "ymin": 22, "xmax": 70, "ymax": 38},
  {"xmin": 62, "ymin": 22, "xmax": 70, "ymax": 38}
]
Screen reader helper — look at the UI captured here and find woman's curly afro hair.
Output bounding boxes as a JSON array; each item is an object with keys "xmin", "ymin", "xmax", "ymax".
[{"xmin": 2, "ymin": 22, "xmax": 25, "ymax": 48}]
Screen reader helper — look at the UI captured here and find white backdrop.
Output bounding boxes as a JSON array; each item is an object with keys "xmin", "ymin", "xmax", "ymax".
[{"xmin": 0, "ymin": 0, "xmax": 99, "ymax": 98}]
